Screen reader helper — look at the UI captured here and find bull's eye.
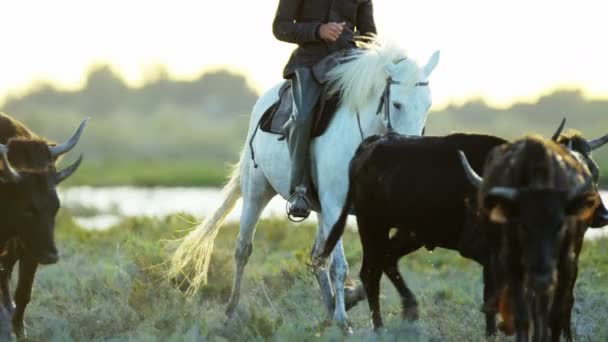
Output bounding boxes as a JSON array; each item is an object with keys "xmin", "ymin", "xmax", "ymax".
[{"xmin": 393, "ymin": 102, "xmax": 402, "ymax": 110}]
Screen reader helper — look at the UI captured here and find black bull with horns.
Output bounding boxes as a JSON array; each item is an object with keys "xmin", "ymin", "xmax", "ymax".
[
  {"xmin": 0, "ymin": 112, "xmax": 87, "ymax": 338},
  {"xmin": 459, "ymin": 135, "xmax": 601, "ymax": 342},
  {"xmin": 314, "ymin": 120, "xmax": 608, "ymax": 335}
]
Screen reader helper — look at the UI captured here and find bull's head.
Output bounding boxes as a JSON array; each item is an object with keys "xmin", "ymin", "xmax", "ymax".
[
  {"xmin": 458, "ymin": 150, "xmax": 598, "ymax": 292},
  {"xmin": 557, "ymin": 131, "xmax": 608, "ymax": 228},
  {"xmin": 0, "ymin": 119, "xmax": 87, "ymax": 265}
]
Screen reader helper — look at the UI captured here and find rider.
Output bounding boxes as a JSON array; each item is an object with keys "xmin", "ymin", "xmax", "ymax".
[{"xmin": 273, "ymin": 0, "xmax": 377, "ymax": 218}]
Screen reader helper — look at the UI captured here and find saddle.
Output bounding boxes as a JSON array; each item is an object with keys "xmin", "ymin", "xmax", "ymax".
[
  {"xmin": 259, "ymin": 50, "xmax": 351, "ymax": 138},
  {"xmin": 259, "ymin": 82, "xmax": 340, "ymax": 138}
]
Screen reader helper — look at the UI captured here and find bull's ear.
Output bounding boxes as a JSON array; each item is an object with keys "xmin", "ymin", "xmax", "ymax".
[
  {"xmin": 567, "ymin": 193, "xmax": 599, "ymax": 222},
  {"xmin": 489, "ymin": 204, "xmax": 508, "ymax": 224}
]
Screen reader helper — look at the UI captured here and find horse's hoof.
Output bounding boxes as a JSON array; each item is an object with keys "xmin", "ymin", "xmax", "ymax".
[{"xmin": 342, "ymin": 323, "xmax": 354, "ymax": 336}]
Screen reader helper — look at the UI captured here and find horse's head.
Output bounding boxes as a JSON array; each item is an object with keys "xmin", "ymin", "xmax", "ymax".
[
  {"xmin": 381, "ymin": 51, "xmax": 440, "ymax": 135},
  {"xmin": 327, "ymin": 37, "xmax": 440, "ymax": 138}
]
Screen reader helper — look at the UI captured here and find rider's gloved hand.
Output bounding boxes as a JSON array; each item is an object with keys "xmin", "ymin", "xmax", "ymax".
[{"xmin": 318, "ymin": 22, "xmax": 346, "ymax": 42}]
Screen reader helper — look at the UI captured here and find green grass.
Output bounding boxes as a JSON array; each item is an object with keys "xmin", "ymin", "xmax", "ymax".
[
  {"xmin": 62, "ymin": 160, "xmax": 230, "ymax": 187},
  {"xmin": 18, "ymin": 213, "xmax": 608, "ymax": 341}
]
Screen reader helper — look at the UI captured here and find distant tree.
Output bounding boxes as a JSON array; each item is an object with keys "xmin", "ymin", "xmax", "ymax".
[{"xmin": 80, "ymin": 65, "xmax": 129, "ymax": 116}]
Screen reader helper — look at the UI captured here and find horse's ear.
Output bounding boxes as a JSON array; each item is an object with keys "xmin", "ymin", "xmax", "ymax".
[{"xmin": 423, "ymin": 50, "xmax": 440, "ymax": 79}]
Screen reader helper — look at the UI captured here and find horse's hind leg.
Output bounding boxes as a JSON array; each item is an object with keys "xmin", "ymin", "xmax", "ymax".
[{"xmin": 225, "ymin": 167, "xmax": 275, "ymax": 318}]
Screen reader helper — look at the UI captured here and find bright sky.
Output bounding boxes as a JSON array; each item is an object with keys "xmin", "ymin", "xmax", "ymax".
[{"xmin": 1, "ymin": 0, "xmax": 607, "ymax": 108}]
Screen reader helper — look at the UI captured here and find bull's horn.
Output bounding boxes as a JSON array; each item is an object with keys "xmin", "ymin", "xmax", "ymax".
[
  {"xmin": 55, "ymin": 155, "xmax": 83, "ymax": 184},
  {"xmin": 0, "ymin": 143, "xmax": 21, "ymax": 183},
  {"xmin": 457, "ymin": 150, "xmax": 483, "ymax": 189},
  {"xmin": 488, "ymin": 187, "xmax": 519, "ymax": 201},
  {"xmin": 49, "ymin": 118, "xmax": 89, "ymax": 158},
  {"xmin": 551, "ymin": 117, "xmax": 566, "ymax": 141},
  {"xmin": 588, "ymin": 134, "xmax": 608, "ymax": 151}
]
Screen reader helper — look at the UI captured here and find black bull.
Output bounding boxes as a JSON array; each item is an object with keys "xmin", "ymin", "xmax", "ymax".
[
  {"xmin": 315, "ymin": 129, "xmax": 607, "ymax": 335},
  {"xmin": 0, "ymin": 113, "xmax": 87, "ymax": 338},
  {"xmin": 459, "ymin": 136, "xmax": 600, "ymax": 342}
]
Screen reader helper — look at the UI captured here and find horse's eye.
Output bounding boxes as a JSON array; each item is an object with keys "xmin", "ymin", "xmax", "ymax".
[{"xmin": 393, "ymin": 102, "xmax": 402, "ymax": 110}]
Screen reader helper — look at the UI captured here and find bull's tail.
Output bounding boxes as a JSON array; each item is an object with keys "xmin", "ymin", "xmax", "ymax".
[
  {"xmin": 317, "ymin": 183, "xmax": 354, "ymax": 262},
  {"xmin": 168, "ymin": 153, "xmax": 243, "ymax": 295}
]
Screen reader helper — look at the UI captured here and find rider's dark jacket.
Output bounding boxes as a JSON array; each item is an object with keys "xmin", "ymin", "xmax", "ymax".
[{"xmin": 273, "ymin": 0, "xmax": 377, "ymax": 79}]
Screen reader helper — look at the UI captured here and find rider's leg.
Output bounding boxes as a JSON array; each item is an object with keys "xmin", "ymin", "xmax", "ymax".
[{"xmin": 284, "ymin": 67, "xmax": 322, "ymax": 218}]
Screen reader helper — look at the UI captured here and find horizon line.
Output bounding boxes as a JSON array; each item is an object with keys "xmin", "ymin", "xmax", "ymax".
[{"xmin": 1, "ymin": 64, "xmax": 607, "ymax": 112}]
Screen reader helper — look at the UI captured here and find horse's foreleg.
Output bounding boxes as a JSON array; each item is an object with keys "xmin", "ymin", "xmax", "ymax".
[
  {"xmin": 225, "ymin": 168, "xmax": 274, "ymax": 319},
  {"xmin": 329, "ymin": 240, "xmax": 350, "ymax": 326},
  {"xmin": 311, "ymin": 210, "xmax": 352, "ymax": 329},
  {"xmin": 308, "ymin": 214, "xmax": 336, "ymax": 317}
]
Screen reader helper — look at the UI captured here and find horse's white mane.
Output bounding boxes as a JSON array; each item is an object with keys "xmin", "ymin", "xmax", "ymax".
[{"xmin": 327, "ymin": 36, "xmax": 420, "ymax": 112}]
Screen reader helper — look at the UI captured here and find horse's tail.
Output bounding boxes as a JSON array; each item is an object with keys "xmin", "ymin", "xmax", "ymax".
[
  {"xmin": 168, "ymin": 152, "xmax": 243, "ymax": 295},
  {"xmin": 317, "ymin": 181, "xmax": 354, "ymax": 263}
]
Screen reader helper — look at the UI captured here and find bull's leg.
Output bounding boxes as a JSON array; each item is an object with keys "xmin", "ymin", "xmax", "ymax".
[
  {"xmin": 511, "ymin": 285, "xmax": 530, "ymax": 342},
  {"xmin": 384, "ymin": 238, "xmax": 420, "ymax": 321},
  {"xmin": 532, "ymin": 292, "xmax": 552, "ymax": 342},
  {"xmin": 560, "ymin": 290, "xmax": 574, "ymax": 342},
  {"xmin": 560, "ymin": 235, "xmax": 583, "ymax": 342},
  {"xmin": 550, "ymin": 232, "xmax": 582, "ymax": 342},
  {"xmin": 0, "ymin": 240, "xmax": 20, "ymax": 314},
  {"xmin": 225, "ymin": 170, "xmax": 275, "ymax": 319},
  {"xmin": 549, "ymin": 272, "xmax": 567, "ymax": 342},
  {"xmin": 358, "ymin": 220, "xmax": 388, "ymax": 331},
  {"xmin": 360, "ymin": 250, "xmax": 384, "ymax": 330},
  {"xmin": 384, "ymin": 262, "xmax": 418, "ymax": 320},
  {"xmin": 12, "ymin": 251, "xmax": 37, "ymax": 338},
  {"xmin": 482, "ymin": 265, "xmax": 498, "ymax": 336},
  {"xmin": 550, "ymin": 266, "xmax": 578, "ymax": 342}
]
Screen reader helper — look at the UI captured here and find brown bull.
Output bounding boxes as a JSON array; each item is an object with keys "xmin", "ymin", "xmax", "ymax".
[{"xmin": 0, "ymin": 113, "xmax": 87, "ymax": 338}]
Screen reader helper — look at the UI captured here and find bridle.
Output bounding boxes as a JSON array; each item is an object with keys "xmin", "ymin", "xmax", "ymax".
[{"xmin": 356, "ymin": 74, "xmax": 429, "ymax": 140}]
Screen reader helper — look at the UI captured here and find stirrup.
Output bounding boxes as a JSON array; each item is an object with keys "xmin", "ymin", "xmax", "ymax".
[{"xmin": 286, "ymin": 186, "xmax": 311, "ymax": 222}]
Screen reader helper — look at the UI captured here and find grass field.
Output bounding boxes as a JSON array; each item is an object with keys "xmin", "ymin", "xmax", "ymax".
[
  {"xmin": 62, "ymin": 160, "xmax": 230, "ymax": 187},
  {"xmin": 15, "ymin": 212, "xmax": 608, "ymax": 341}
]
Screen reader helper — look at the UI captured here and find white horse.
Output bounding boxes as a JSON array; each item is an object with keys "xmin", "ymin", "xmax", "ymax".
[{"xmin": 169, "ymin": 37, "xmax": 440, "ymax": 327}]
